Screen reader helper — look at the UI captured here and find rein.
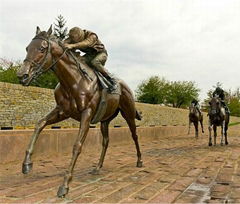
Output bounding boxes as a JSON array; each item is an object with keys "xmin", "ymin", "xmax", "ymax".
[
  {"xmin": 24, "ymin": 37, "xmax": 67, "ymax": 80},
  {"xmin": 25, "ymin": 36, "xmax": 92, "ymax": 81}
]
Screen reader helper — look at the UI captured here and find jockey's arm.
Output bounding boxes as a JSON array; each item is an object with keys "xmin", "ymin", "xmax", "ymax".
[
  {"xmin": 63, "ymin": 38, "xmax": 71, "ymax": 44},
  {"xmin": 72, "ymin": 34, "xmax": 97, "ymax": 49}
]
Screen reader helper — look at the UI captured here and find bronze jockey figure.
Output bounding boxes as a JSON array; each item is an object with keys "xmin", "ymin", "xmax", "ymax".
[
  {"xmin": 191, "ymin": 99, "xmax": 202, "ymax": 116},
  {"xmin": 64, "ymin": 27, "xmax": 117, "ymax": 91},
  {"xmin": 212, "ymin": 87, "xmax": 230, "ymax": 113}
]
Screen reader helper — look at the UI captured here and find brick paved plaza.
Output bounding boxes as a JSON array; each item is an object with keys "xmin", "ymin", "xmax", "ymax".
[{"xmin": 0, "ymin": 126, "xmax": 240, "ymax": 203}]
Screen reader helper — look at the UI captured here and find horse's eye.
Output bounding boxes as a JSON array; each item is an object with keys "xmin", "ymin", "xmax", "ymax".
[
  {"xmin": 209, "ymin": 102, "xmax": 211, "ymax": 105},
  {"xmin": 39, "ymin": 46, "xmax": 45, "ymax": 53}
]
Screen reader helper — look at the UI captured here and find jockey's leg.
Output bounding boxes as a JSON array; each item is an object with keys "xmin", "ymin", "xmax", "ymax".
[
  {"xmin": 91, "ymin": 52, "xmax": 117, "ymax": 90},
  {"xmin": 221, "ymin": 101, "xmax": 230, "ymax": 113}
]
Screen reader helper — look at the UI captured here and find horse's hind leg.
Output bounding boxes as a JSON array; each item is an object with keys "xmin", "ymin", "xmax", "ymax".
[
  {"xmin": 208, "ymin": 120, "xmax": 212, "ymax": 146},
  {"xmin": 188, "ymin": 119, "xmax": 191, "ymax": 135},
  {"xmin": 200, "ymin": 118, "xmax": 204, "ymax": 133},
  {"xmin": 225, "ymin": 123, "xmax": 229, "ymax": 145},
  {"xmin": 194, "ymin": 122, "xmax": 198, "ymax": 138},
  {"xmin": 120, "ymin": 109, "xmax": 143, "ymax": 168},
  {"xmin": 22, "ymin": 106, "xmax": 68, "ymax": 174},
  {"xmin": 91, "ymin": 110, "xmax": 119, "ymax": 174}
]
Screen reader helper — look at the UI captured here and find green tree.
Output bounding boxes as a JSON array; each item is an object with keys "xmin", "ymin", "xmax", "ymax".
[
  {"xmin": 53, "ymin": 15, "xmax": 68, "ymax": 40},
  {"xmin": 136, "ymin": 76, "xmax": 168, "ymax": 104},
  {"xmin": 165, "ymin": 81, "xmax": 200, "ymax": 108},
  {"xmin": 202, "ymin": 82, "xmax": 223, "ymax": 111},
  {"xmin": 0, "ymin": 58, "xmax": 20, "ymax": 84},
  {"xmin": 226, "ymin": 88, "xmax": 240, "ymax": 117},
  {"xmin": 0, "ymin": 58, "xmax": 58, "ymax": 89}
]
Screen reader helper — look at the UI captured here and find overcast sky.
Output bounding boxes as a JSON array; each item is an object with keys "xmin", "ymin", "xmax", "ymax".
[{"xmin": 1, "ymin": 0, "xmax": 240, "ymax": 101}]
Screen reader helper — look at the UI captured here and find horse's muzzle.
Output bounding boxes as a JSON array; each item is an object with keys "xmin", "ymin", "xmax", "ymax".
[
  {"xmin": 211, "ymin": 109, "xmax": 217, "ymax": 115},
  {"xmin": 18, "ymin": 74, "xmax": 30, "ymax": 86}
]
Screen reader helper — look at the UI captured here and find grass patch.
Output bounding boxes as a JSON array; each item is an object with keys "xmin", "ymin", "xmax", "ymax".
[{"xmin": 229, "ymin": 122, "xmax": 240, "ymax": 126}]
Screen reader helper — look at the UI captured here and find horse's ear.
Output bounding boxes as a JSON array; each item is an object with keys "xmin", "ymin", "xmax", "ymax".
[
  {"xmin": 47, "ymin": 25, "xmax": 52, "ymax": 36},
  {"xmin": 36, "ymin": 26, "xmax": 41, "ymax": 35}
]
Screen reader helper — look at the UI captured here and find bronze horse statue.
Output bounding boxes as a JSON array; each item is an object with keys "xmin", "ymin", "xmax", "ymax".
[
  {"xmin": 17, "ymin": 26, "xmax": 143, "ymax": 197},
  {"xmin": 188, "ymin": 103, "xmax": 204, "ymax": 138},
  {"xmin": 208, "ymin": 96, "xmax": 229, "ymax": 146}
]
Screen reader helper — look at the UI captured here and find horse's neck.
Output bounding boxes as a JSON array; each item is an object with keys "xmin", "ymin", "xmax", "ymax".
[{"xmin": 53, "ymin": 51, "xmax": 95, "ymax": 89}]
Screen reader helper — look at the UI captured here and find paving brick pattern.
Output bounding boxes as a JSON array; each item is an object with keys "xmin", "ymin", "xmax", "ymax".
[{"xmin": 1, "ymin": 128, "xmax": 240, "ymax": 203}]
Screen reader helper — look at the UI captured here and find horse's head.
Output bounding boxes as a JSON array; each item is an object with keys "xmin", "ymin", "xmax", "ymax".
[
  {"xmin": 189, "ymin": 103, "xmax": 197, "ymax": 114},
  {"xmin": 209, "ymin": 97, "xmax": 221, "ymax": 116},
  {"xmin": 17, "ymin": 26, "xmax": 56, "ymax": 86}
]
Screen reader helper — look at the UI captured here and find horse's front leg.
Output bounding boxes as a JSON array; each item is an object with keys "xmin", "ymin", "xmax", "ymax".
[
  {"xmin": 194, "ymin": 122, "xmax": 198, "ymax": 138},
  {"xmin": 188, "ymin": 119, "xmax": 191, "ymax": 135},
  {"xmin": 221, "ymin": 122, "xmax": 225, "ymax": 146},
  {"xmin": 208, "ymin": 120, "xmax": 212, "ymax": 146},
  {"xmin": 213, "ymin": 125, "xmax": 217, "ymax": 146},
  {"xmin": 200, "ymin": 118, "xmax": 204, "ymax": 133},
  {"xmin": 22, "ymin": 106, "xmax": 68, "ymax": 174},
  {"xmin": 57, "ymin": 108, "xmax": 92, "ymax": 198}
]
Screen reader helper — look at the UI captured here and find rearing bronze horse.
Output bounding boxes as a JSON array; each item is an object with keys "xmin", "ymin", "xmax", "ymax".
[{"xmin": 17, "ymin": 26, "xmax": 143, "ymax": 197}]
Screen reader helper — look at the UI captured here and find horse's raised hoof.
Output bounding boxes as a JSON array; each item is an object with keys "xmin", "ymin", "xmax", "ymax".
[
  {"xmin": 136, "ymin": 161, "xmax": 143, "ymax": 168},
  {"xmin": 22, "ymin": 162, "xmax": 33, "ymax": 174},
  {"xmin": 208, "ymin": 143, "xmax": 212, "ymax": 146},
  {"xmin": 57, "ymin": 185, "xmax": 69, "ymax": 198},
  {"xmin": 90, "ymin": 168, "xmax": 100, "ymax": 175}
]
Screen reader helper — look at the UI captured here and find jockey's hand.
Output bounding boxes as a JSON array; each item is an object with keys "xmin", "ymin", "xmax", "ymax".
[{"xmin": 64, "ymin": 43, "xmax": 75, "ymax": 50}]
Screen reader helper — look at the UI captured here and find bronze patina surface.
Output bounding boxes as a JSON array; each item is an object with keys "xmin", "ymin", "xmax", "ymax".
[
  {"xmin": 17, "ymin": 26, "xmax": 143, "ymax": 197},
  {"xmin": 208, "ymin": 96, "xmax": 230, "ymax": 146}
]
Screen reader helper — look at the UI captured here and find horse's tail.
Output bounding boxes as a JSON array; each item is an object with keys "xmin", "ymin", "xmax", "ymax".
[{"xmin": 136, "ymin": 110, "xmax": 142, "ymax": 120}]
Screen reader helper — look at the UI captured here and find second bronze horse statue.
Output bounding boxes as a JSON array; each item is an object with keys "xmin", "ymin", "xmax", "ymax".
[
  {"xmin": 188, "ymin": 103, "xmax": 204, "ymax": 138},
  {"xmin": 208, "ymin": 96, "xmax": 229, "ymax": 146},
  {"xmin": 17, "ymin": 26, "xmax": 143, "ymax": 197}
]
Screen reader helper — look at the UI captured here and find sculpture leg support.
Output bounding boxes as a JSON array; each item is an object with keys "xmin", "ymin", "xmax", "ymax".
[
  {"xmin": 23, "ymin": 107, "xmax": 67, "ymax": 174},
  {"xmin": 57, "ymin": 108, "xmax": 91, "ymax": 198}
]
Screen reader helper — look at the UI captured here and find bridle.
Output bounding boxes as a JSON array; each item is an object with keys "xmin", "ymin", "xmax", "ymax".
[
  {"xmin": 24, "ymin": 36, "xmax": 67, "ymax": 80},
  {"xmin": 209, "ymin": 97, "xmax": 221, "ymax": 115}
]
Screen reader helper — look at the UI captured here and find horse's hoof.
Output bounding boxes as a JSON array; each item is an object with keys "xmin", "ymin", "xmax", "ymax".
[
  {"xmin": 209, "ymin": 143, "xmax": 212, "ymax": 146},
  {"xmin": 225, "ymin": 142, "xmax": 229, "ymax": 145},
  {"xmin": 136, "ymin": 161, "xmax": 143, "ymax": 168},
  {"xmin": 221, "ymin": 143, "xmax": 223, "ymax": 146},
  {"xmin": 22, "ymin": 162, "xmax": 33, "ymax": 174},
  {"xmin": 90, "ymin": 168, "xmax": 100, "ymax": 175},
  {"xmin": 57, "ymin": 185, "xmax": 69, "ymax": 198}
]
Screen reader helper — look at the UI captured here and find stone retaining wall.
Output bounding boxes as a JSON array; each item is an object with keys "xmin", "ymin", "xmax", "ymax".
[
  {"xmin": 1, "ymin": 82, "xmax": 240, "ymax": 129},
  {"xmin": 0, "ymin": 126, "xmax": 188, "ymax": 164}
]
